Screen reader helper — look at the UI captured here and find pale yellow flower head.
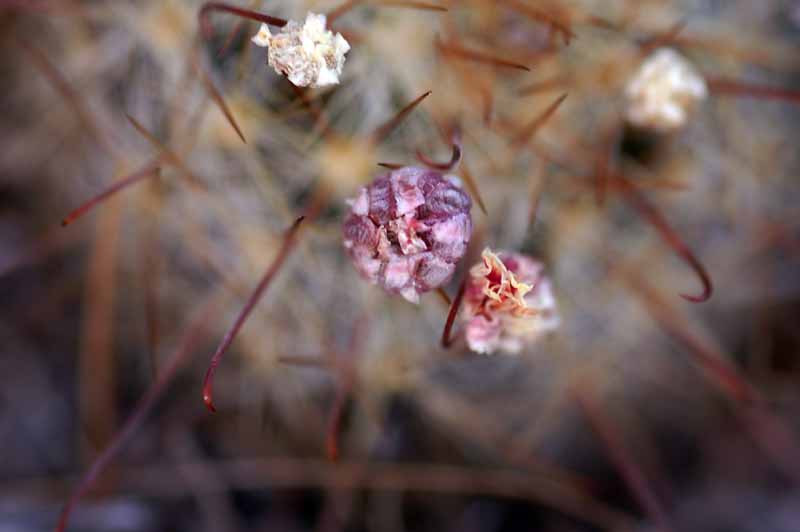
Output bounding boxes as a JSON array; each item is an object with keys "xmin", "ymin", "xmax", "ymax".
[{"xmin": 625, "ymin": 48, "xmax": 707, "ymax": 132}]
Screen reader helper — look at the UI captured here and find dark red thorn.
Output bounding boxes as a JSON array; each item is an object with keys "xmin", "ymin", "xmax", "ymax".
[
  {"xmin": 436, "ymin": 38, "xmax": 531, "ymax": 72},
  {"xmin": 328, "ymin": 0, "xmax": 446, "ymax": 25},
  {"xmin": 480, "ymin": 85, "xmax": 494, "ymax": 126},
  {"xmin": 638, "ymin": 18, "xmax": 688, "ymax": 56},
  {"xmin": 518, "ymin": 76, "xmax": 570, "ymax": 97},
  {"xmin": 327, "ymin": 0, "xmax": 361, "ymax": 25},
  {"xmin": 369, "ymin": 90, "xmax": 432, "ymax": 144},
  {"xmin": 325, "ymin": 384, "xmax": 350, "ymax": 462},
  {"xmin": 216, "ymin": 18, "xmax": 246, "ymax": 58},
  {"xmin": 441, "ymin": 278, "xmax": 466, "ymax": 349},
  {"xmin": 586, "ymin": 16, "xmax": 620, "ymax": 31},
  {"xmin": 416, "ymin": 144, "xmax": 461, "ymax": 171},
  {"xmin": 459, "ymin": 162, "xmax": 488, "ymax": 216},
  {"xmin": 61, "ymin": 162, "xmax": 161, "ymax": 226},
  {"xmin": 496, "ymin": 0, "xmax": 576, "ymax": 45},
  {"xmin": 194, "ymin": 62, "xmax": 246, "ymax": 144},
  {"xmin": 300, "ymin": 183, "xmax": 333, "ymax": 225},
  {"xmin": 416, "ymin": 127, "xmax": 462, "ymax": 171},
  {"xmin": 55, "ymin": 297, "xmax": 217, "ymax": 532},
  {"xmin": 511, "ymin": 93, "xmax": 568, "ymax": 147},
  {"xmin": 594, "ymin": 165, "xmax": 609, "ymax": 207},
  {"xmin": 202, "ymin": 216, "xmax": 305, "ymax": 413},
  {"xmin": 124, "ymin": 114, "xmax": 205, "ymax": 189},
  {"xmin": 377, "ymin": 162, "xmax": 405, "ymax": 170},
  {"xmin": 198, "ymin": 2, "xmax": 287, "ymax": 41},
  {"xmin": 706, "ymin": 77, "xmax": 800, "ymax": 105},
  {"xmin": 379, "ymin": 1, "xmax": 447, "ymax": 12},
  {"xmin": 615, "ymin": 176, "xmax": 712, "ymax": 302},
  {"xmin": 593, "ymin": 128, "xmax": 620, "ymax": 207},
  {"xmin": 573, "ymin": 386, "xmax": 673, "ymax": 532}
]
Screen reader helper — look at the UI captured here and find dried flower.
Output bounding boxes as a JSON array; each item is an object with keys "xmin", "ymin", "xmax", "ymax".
[
  {"xmin": 624, "ymin": 47, "xmax": 707, "ymax": 132},
  {"xmin": 462, "ymin": 248, "xmax": 559, "ymax": 354},
  {"xmin": 251, "ymin": 12, "xmax": 350, "ymax": 88},
  {"xmin": 343, "ymin": 167, "xmax": 473, "ymax": 303}
]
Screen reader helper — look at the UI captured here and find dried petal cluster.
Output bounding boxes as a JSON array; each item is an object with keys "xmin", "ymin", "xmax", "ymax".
[
  {"xmin": 343, "ymin": 167, "xmax": 473, "ymax": 303},
  {"xmin": 252, "ymin": 12, "xmax": 350, "ymax": 88},
  {"xmin": 624, "ymin": 47, "xmax": 708, "ymax": 132},
  {"xmin": 462, "ymin": 249, "xmax": 559, "ymax": 354}
]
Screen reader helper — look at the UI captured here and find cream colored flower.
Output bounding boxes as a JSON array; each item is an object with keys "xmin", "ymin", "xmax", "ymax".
[
  {"xmin": 251, "ymin": 12, "xmax": 350, "ymax": 88},
  {"xmin": 625, "ymin": 48, "xmax": 707, "ymax": 132}
]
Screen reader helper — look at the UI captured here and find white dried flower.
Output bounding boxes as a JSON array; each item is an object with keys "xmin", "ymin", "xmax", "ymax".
[
  {"xmin": 462, "ymin": 249, "xmax": 559, "ymax": 355},
  {"xmin": 251, "ymin": 12, "xmax": 350, "ymax": 88},
  {"xmin": 624, "ymin": 47, "xmax": 707, "ymax": 132}
]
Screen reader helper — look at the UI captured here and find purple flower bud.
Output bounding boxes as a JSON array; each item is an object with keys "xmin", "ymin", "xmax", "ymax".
[{"xmin": 343, "ymin": 166, "xmax": 473, "ymax": 303}]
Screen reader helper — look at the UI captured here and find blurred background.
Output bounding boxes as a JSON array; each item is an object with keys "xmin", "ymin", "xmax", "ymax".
[{"xmin": 1, "ymin": 0, "xmax": 800, "ymax": 531}]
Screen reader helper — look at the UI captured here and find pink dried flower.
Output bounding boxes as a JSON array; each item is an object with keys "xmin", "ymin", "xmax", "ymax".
[
  {"xmin": 343, "ymin": 166, "xmax": 473, "ymax": 303},
  {"xmin": 462, "ymin": 248, "xmax": 559, "ymax": 354}
]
